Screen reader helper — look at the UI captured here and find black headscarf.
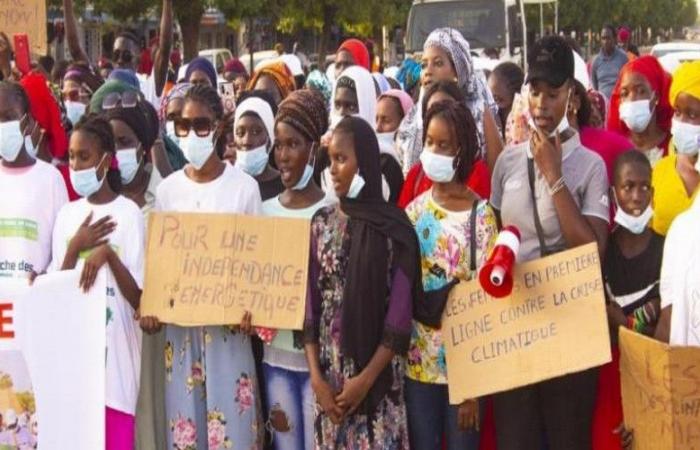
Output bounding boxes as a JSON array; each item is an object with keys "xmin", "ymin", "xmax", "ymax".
[
  {"xmin": 104, "ymin": 100, "xmax": 159, "ymax": 152},
  {"xmin": 336, "ymin": 116, "xmax": 422, "ymax": 414}
]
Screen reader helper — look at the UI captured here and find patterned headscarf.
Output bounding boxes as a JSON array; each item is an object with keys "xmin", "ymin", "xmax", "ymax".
[
  {"xmin": 396, "ymin": 59, "xmax": 421, "ymax": 94},
  {"xmin": 305, "ymin": 70, "xmax": 332, "ymax": 105},
  {"xmin": 159, "ymin": 82, "xmax": 192, "ymax": 121},
  {"xmin": 276, "ymin": 89, "xmax": 329, "ymax": 144},
  {"xmin": 247, "ymin": 62, "xmax": 296, "ymax": 101}
]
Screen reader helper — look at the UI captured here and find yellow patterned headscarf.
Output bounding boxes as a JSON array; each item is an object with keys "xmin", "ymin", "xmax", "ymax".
[{"xmin": 670, "ymin": 60, "xmax": 700, "ymax": 107}]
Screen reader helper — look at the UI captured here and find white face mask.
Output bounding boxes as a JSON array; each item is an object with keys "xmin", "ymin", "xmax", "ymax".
[
  {"xmin": 24, "ymin": 135, "xmax": 36, "ymax": 159},
  {"xmin": 620, "ymin": 99, "xmax": 655, "ymax": 133},
  {"xmin": 671, "ymin": 118, "xmax": 700, "ymax": 156},
  {"xmin": 65, "ymin": 101, "xmax": 87, "ymax": 126},
  {"xmin": 69, "ymin": 155, "xmax": 107, "ymax": 198},
  {"xmin": 329, "ymin": 113, "xmax": 343, "ymax": 131},
  {"xmin": 614, "ymin": 204, "xmax": 653, "ymax": 234},
  {"xmin": 345, "ymin": 172, "xmax": 366, "ymax": 199},
  {"xmin": 116, "ymin": 148, "xmax": 142, "ymax": 184},
  {"xmin": 181, "ymin": 132, "xmax": 215, "ymax": 170},
  {"xmin": 235, "ymin": 144, "xmax": 269, "ymax": 176},
  {"xmin": 292, "ymin": 147, "xmax": 316, "ymax": 191},
  {"xmin": 0, "ymin": 118, "xmax": 26, "ymax": 162},
  {"xmin": 420, "ymin": 150, "xmax": 456, "ymax": 183},
  {"xmin": 165, "ymin": 121, "xmax": 180, "ymax": 146},
  {"xmin": 376, "ymin": 132, "xmax": 396, "ymax": 154}
]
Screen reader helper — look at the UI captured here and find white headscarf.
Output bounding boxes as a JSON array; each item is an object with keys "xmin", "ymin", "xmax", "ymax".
[
  {"xmin": 330, "ymin": 65, "xmax": 377, "ymax": 129},
  {"xmin": 234, "ymin": 97, "xmax": 275, "ymax": 145}
]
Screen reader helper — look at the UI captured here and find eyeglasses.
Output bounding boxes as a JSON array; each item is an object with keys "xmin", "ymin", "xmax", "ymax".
[
  {"xmin": 113, "ymin": 49, "xmax": 133, "ymax": 64},
  {"xmin": 102, "ymin": 91, "xmax": 140, "ymax": 110},
  {"xmin": 63, "ymin": 88, "xmax": 91, "ymax": 103},
  {"xmin": 174, "ymin": 117, "xmax": 217, "ymax": 138}
]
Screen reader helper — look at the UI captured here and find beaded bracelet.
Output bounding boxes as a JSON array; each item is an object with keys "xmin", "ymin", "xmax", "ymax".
[{"xmin": 548, "ymin": 176, "xmax": 566, "ymax": 196}]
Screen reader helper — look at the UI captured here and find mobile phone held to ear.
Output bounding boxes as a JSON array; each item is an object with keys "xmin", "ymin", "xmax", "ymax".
[{"xmin": 13, "ymin": 34, "xmax": 31, "ymax": 75}]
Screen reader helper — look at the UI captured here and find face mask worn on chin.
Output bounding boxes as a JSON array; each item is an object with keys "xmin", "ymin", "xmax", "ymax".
[
  {"xmin": 0, "ymin": 118, "xmax": 27, "ymax": 162},
  {"xmin": 671, "ymin": 118, "xmax": 700, "ymax": 156},
  {"xmin": 376, "ymin": 132, "xmax": 396, "ymax": 154},
  {"xmin": 292, "ymin": 147, "xmax": 316, "ymax": 191},
  {"xmin": 346, "ymin": 172, "xmax": 366, "ymax": 199},
  {"xmin": 116, "ymin": 148, "xmax": 142, "ymax": 184},
  {"xmin": 165, "ymin": 121, "xmax": 180, "ymax": 147},
  {"xmin": 181, "ymin": 132, "xmax": 215, "ymax": 170},
  {"xmin": 420, "ymin": 150, "xmax": 456, "ymax": 183},
  {"xmin": 70, "ymin": 155, "xmax": 107, "ymax": 198},
  {"xmin": 620, "ymin": 99, "xmax": 655, "ymax": 133},
  {"xmin": 65, "ymin": 101, "xmax": 87, "ymax": 126},
  {"xmin": 235, "ymin": 144, "xmax": 269, "ymax": 176},
  {"xmin": 614, "ymin": 201, "xmax": 654, "ymax": 234}
]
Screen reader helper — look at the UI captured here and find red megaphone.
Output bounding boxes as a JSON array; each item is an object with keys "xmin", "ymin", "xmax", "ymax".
[{"xmin": 479, "ymin": 226, "xmax": 521, "ymax": 298}]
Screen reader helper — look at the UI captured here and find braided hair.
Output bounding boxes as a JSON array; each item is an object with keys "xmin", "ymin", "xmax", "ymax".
[
  {"xmin": 184, "ymin": 84, "xmax": 225, "ymax": 156},
  {"xmin": 73, "ymin": 114, "xmax": 121, "ymax": 193},
  {"xmin": 421, "ymin": 80, "xmax": 465, "ymax": 121},
  {"xmin": 423, "ymin": 100, "xmax": 478, "ymax": 183}
]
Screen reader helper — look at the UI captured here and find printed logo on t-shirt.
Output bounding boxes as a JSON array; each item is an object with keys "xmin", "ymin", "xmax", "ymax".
[
  {"xmin": 0, "ymin": 260, "xmax": 35, "ymax": 278},
  {"xmin": 0, "ymin": 218, "xmax": 38, "ymax": 241}
]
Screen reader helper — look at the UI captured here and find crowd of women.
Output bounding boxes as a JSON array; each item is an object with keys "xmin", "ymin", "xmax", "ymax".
[{"xmin": 0, "ymin": 10, "xmax": 699, "ymax": 450}]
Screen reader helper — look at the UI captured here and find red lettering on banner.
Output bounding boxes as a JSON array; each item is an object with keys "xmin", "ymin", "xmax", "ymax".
[{"xmin": 0, "ymin": 302, "xmax": 13, "ymax": 338}]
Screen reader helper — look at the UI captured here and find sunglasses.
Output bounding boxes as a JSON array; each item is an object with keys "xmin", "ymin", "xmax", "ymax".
[
  {"xmin": 174, "ymin": 117, "xmax": 217, "ymax": 138},
  {"xmin": 102, "ymin": 91, "xmax": 140, "ymax": 110},
  {"xmin": 113, "ymin": 49, "xmax": 133, "ymax": 63}
]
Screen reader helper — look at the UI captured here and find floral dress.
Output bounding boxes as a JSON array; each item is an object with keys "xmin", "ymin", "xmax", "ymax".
[
  {"xmin": 165, "ymin": 326, "xmax": 262, "ymax": 450},
  {"xmin": 405, "ymin": 191, "xmax": 498, "ymax": 384},
  {"xmin": 303, "ymin": 205, "xmax": 411, "ymax": 450}
]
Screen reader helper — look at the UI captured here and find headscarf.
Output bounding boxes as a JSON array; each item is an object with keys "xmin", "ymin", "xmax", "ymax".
[
  {"xmin": 607, "ymin": 55, "xmax": 673, "ymax": 135},
  {"xmin": 670, "ymin": 60, "xmax": 700, "ymax": 106},
  {"xmin": 184, "ymin": 57, "xmax": 218, "ymax": 88},
  {"xmin": 396, "ymin": 59, "xmax": 421, "ymax": 93},
  {"xmin": 336, "ymin": 115, "xmax": 421, "ymax": 414},
  {"xmin": 159, "ymin": 82, "xmax": 192, "ymax": 122},
  {"xmin": 276, "ymin": 89, "xmax": 328, "ymax": 144},
  {"xmin": 63, "ymin": 62, "xmax": 103, "ymax": 94},
  {"xmin": 20, "ymin": 72, "xmax": 68, "ymax": 159},
  {"xmin": 380, "ymin": 89, "xmax": 414, "ymax": 117},
  {"xmin": 223, "ymin": 58, "xmax": 248, "ymax": 77},
  {"xmin": 105, "ymin": 100, "xmax": 159, "ymax": 153},
  {"xmin": 247, "ymin": 61, "xmax": 296, "ymax": 101},
  {"xmin": 305, "ymin": 70, "xmax": 332, "ymax": 104},
  {"xmin": 372, "ymin": 73, "xmax": 391, "ymax": 95},
  {"xmin": 332, "ymin": 65, "xmax": 377, "ymax": 128},
  {"xmin": 338, "ymin": 38, "xmax": 370, "ymax": 71},
  {"xmin": 395, "ymin": 28, "xmax": 496, "ymax": 173},
  {"xmin": 108, "ymin": 69, "xmax": 140, "ymax": 89},
  {"xmin": 89, "ymin": 80, "xmax": 141, "ymax": 114},
  {"xmin": 234, "ymin": 96, "xmax": 276, "ymax": 144},
  {"xmin": 588, "ymin": 89, "xmax": 608, "ymax": 123},
  {"xmin": 618, "ymin": 27, "xmax": 631, "ymax": 44}
]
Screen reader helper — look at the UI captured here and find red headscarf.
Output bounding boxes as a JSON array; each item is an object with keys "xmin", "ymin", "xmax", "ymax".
[
  {"xmin": 338, "ymin": 39, "xmax": 370, "ymax": 71},
  {"xmin": 19, "ymin": 72, "xmax": 68, "ymax": 159},
  {"xmin": 607, "ymin": 55, "xmax": 673, "ymax": 136}
]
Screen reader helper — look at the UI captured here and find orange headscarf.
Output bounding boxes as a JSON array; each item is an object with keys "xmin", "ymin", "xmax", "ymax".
[
  {"xmin": 607, "ymin": 55, "xmax": 673, "ymax": 136},
  {"xmin": 247, "ymin": 61, "xmax": 295, "ymax": 101}
]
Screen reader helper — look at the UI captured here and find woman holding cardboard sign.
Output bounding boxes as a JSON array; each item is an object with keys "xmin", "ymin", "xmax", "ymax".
[
  {"xmin": 140, "ymin": 84, "xmax": 263, "ymax": 449},
  {"xmin": 489, "ymin": 36, "xmax": 610, "ymax": 450},
  {"xmin": 303, "ymin": 116, "xmax": 421, "ymax": 448}
]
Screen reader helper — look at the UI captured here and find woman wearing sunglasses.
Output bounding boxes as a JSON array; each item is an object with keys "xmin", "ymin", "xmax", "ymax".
[{"xmin": 139, "ymin": 84, "xmax": 263, "ymax": 449}]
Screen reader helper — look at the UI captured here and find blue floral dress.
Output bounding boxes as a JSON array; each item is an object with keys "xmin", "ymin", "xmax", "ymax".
[{"xmin": 303, "ymin": 205, "xmax": 411, "ymax": 450}]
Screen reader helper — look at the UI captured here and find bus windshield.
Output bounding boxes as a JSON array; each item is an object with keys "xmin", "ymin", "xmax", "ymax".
[{"xmin": 406, "ymin": 0, "xmax": 506, "ymax": 53}]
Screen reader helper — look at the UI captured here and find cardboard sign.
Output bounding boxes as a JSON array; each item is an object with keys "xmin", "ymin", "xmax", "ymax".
[
  {"xmin": 619, "ymin": 328, "xmax": 700, "ymax": 450},
  {"xmin": 0, "ymin": 0, "xmax": 48, "ymax": 55},
  {"xmin": 141, "ymin": 212, "xmax": 310, "ymax": 328},
  {"xmin": 0, "ymin": 279, "xmax": 36, "ymax": 449},
  {"xmin": 443, "ymin": 243, "xmax": 611, "ymax": 403}
]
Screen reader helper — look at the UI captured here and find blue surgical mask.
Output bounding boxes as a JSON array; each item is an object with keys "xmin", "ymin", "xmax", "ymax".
[
  {"xmin": 181, "ymin": 132, "xmax": 215, "ymax": 170},
  {"xmin": 671, "ymin": 118, "xmax": 700, "ymax": 156},
  {"xmin": 236, "ymin": 145, "xmax": 269, "ymax": 176},
  {"xmin": 420, "ymin": 150, "xmax": 456, "ymax": 183},
  {"xmin": 346, "ymin": 172, "xmax": 366, "ymax": 199},
  {"xmin": 65, "ymin": 101, "xmax": 86, "ymax": 126},
  {"xmin": 614, "ymin": 204, "xmax": 653, "ymax": 234},
  {"xmin": 116, "ymin": 147, "xmax": 142, "ymax": 184},
  {"xmin": 24, "ymin": 135, "xmax": 36, "ymax": 159},
  {"xmin": 0, "ymin": 119, "xmax": 26, "ymax": 162},
  {"xmin": 70, "ymin": 155, "xmax": 107, "ymax": 198},
  {"xmin": 165, "ymin": 121, "xmax": 180, "ymax": 147},
  {"xmin": 292, "ymin": 146, "xmax": 316, "ymax": 191}
]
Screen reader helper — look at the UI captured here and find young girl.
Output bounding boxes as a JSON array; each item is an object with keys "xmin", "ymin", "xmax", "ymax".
[
  {"xmin": 259, "ymin": 89, "xmax": 335, "ymax": 450},
  {"xmin": 49, "ymin": 114, "xmax": 144, "ymax": 450},
  {"xmin": 594, "ymin": 150, "xmax": 663, "ymax": 450},
  {"xmin": 139, "ymin": 84, "xmax": 262, "ymax": 449},
  {"xmin": 304, "ymin": 116, "xmax": 420, "ymax": 448},
  {"xmin": 376, "ymin": 89, "xmax": 413, "ymax": 161},
  {"xmin": 404, "ymin": 100, "xmax": 498, "ymax": 449}
]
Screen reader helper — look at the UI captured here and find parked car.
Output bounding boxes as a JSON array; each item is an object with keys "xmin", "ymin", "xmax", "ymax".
[
  {"xmin": 199, "ymin": 48, "xmax": 233, "ymax": 74},
  {"xmin": 658, "ymin": 50, "xmax": 700, "ymax": 73},
  {"xmin": 650, "ymin": 42, "xmax": 700, "ymax": 59}
]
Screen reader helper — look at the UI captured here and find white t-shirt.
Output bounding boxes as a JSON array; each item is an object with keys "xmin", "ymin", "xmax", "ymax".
[
  {"xmin": 660, "ymin": 198, "xmax": 700, "ymax": 346},
  {"xmin": 156, "ymin": 163, "xmax": 262, "ymax": 214},
  {"xmin": 0, "ymin": 160, "xmax": 68, "ymax": 279},
  {"xmin": 50, "ymin": 195, "xmax": 145, "ymax": 414},
  {"xmin": 137, "ymin": 69, "xmax": 162, "ymax": 109}
]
